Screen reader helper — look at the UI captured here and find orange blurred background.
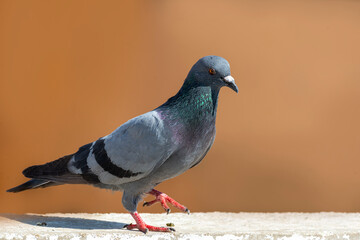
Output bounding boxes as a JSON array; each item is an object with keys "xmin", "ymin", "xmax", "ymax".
[{"xmin": 1, "ymin": 0, "xmax": 360, "ymax": 214}]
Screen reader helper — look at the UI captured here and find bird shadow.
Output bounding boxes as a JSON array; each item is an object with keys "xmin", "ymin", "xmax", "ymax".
[{"xmin": 1, "ymin": 213, "xmax": 128, "ymax": 230}]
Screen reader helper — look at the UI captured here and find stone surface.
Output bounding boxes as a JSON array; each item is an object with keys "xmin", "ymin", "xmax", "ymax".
[{"xmin": 1, "ymin": 212, "xmax": 360, "ymax": 239}]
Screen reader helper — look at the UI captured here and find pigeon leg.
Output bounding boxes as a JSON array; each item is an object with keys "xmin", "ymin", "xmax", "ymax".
[
  {"xmin": 143, "ymin": 189, "xmax": 190, "ymax": 214},
  {"xmin": 125, "ymin": 212, "xmax": 175, "ymax": 233}
]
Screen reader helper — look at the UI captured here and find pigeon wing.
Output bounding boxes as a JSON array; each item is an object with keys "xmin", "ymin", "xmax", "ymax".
[{"xmin": 68, "ymin": 111, "xmax": 175, "ymax": 185}]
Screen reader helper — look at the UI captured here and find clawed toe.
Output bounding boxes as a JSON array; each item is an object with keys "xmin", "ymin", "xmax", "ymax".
[
  {"xmin": 126, "ymin": 212, "xmax": 176, "ymax": 233},
  {"xmin": 143, "ymin": 189, "xmax": 189, "ymax": 214},
  {"xmin": 124, "ymin": 223, "xmax": 175, "ymax": 233}
]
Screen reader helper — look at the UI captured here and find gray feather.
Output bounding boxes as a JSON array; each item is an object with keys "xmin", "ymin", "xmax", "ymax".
[{"xmin": 7, "ymin": 56, "xmax": 237, "ymax": 214}]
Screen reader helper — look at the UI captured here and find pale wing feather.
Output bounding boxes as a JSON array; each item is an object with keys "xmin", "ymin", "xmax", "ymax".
[{"xmin": 88, "ymin": 111, "xmax": 175, "ymax": 185}]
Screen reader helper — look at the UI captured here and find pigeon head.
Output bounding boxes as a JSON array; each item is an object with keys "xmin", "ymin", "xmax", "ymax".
[{"xmin": 185, "ymin": 56, "xmax": 238, "ymax": 93}]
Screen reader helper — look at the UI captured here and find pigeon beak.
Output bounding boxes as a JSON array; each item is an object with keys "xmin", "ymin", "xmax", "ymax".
[{"xmin": 223, "ymin": 75, "xmax": 238, "ymax": 93}]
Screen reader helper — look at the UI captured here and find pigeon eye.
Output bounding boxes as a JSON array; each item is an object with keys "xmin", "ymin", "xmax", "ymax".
[{"xmin": 209, "ymin": 68, "xmax": 216, "ymax": 75}]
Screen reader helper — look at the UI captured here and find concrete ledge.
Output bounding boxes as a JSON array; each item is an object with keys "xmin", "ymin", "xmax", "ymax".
[{"xmin": 1, "ymin": 212, "xmax": 360, "ymax": 239}]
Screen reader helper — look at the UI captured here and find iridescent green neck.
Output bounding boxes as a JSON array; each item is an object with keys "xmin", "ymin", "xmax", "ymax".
[
  {"xmin": 159, "ymin": 86, "xmax": 220, "ymax": 125},
  {"xmin": 178, "ymin": 88, "xmax": 213, "ymax": 117}
]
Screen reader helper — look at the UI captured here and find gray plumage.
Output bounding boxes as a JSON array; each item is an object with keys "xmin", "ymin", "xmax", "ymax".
[{"xmin": 8, "ymin": 55, "xmax": 238, "ymax": 214}]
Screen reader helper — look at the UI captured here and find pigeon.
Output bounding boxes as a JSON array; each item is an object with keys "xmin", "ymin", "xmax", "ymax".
[{"xmin": 7, "ymin": 55, "xmax": 238, "ymax": 233}]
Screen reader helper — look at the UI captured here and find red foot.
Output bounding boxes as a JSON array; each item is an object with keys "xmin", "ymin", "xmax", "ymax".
[
  {"xmin": 143, "ymin": 189, "xmax": 190, "ymax": 214},
  {"xmin": 125, "ymin": 212, "xmax": 175, "ymax": 233}
]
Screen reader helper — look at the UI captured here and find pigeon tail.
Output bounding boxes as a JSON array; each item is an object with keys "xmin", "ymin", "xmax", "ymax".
[
  {"xmin": 22, "ymin": 154, "xmax": 84, "ymax": 184},
  {"xmin": 7, "ymin": 179, "xmax": 61, "ymax": 193},
  {"xmin": 23, "ymin": 154, "xmax": 73, "ymax": 178}
]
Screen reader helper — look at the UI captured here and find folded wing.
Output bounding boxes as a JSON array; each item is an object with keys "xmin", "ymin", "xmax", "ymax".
[{"xmin": 68, "ymin": 111, "xmax": 175, "ymax": 185}]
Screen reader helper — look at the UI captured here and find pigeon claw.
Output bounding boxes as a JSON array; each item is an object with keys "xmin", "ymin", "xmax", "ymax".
[
  {"xmin": 145, "ymin": 189, "xmax": 189, "ymax": 214},
  {"xmin": 125, "ymin": 223, "xmax": 148, "ymax": 234},
  {"xmin": 127, "ymin": 211, "xmax": 175, "ymax": 233},
  {"xmin": 125, "ymin": 223, "xmax": 174, "ymax": 233}
]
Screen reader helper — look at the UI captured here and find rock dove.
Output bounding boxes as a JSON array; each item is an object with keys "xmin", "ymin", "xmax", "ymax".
[{"xmin": 7, "ymin": 55, "xmax": 238, "ymax": 233}]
